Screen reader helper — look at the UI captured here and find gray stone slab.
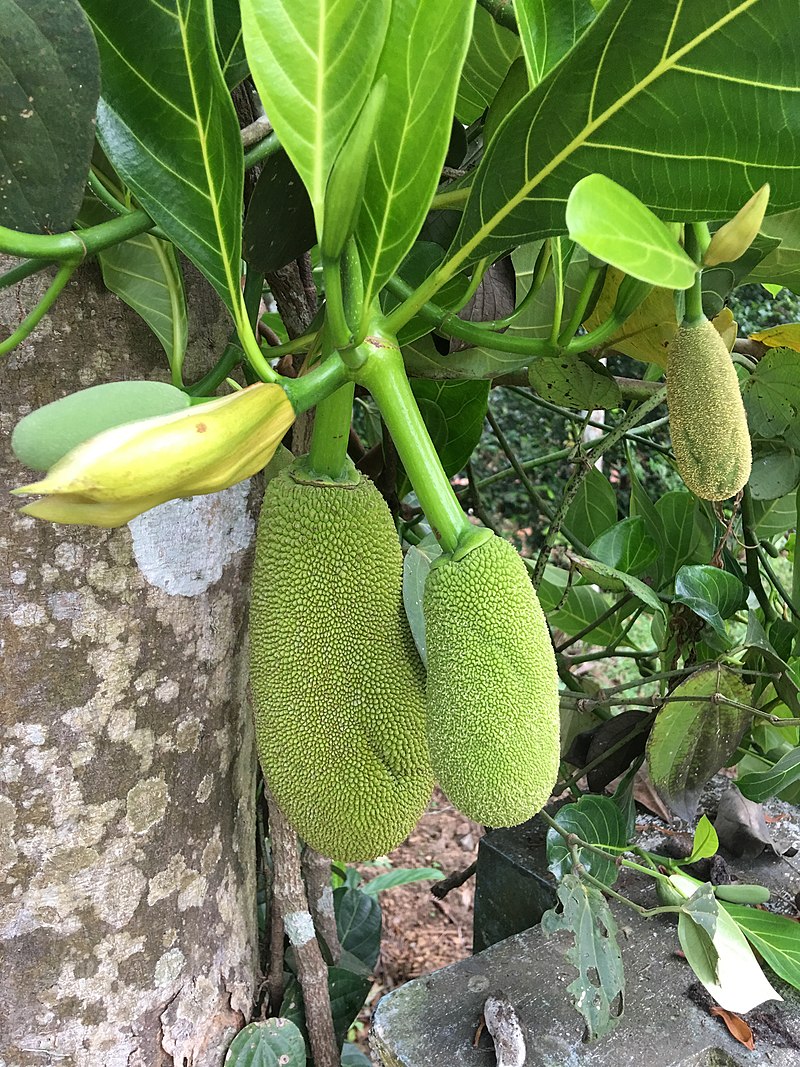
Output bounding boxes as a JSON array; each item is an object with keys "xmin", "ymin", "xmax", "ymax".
[{"xmin": 373, "ymin": 801, "xmax": 800, "ymax": 1067}]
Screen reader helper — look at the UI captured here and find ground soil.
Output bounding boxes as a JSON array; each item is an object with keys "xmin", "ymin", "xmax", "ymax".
[{"xmin": 355, "ymin": 789, "xmax": 482, "ymax": 1038}]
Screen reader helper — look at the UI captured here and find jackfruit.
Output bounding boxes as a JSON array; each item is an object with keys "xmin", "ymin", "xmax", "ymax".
[
  {"xmin": 249, "ymin": 463, "xmax": 433, "ymax": 861},
  {"xmin": 666, "ymin": 318, "xmax": 752, "ymax": 500},
  {"xmin": 423, "ymin": 533, "xmax": 560, "ymax": 826}
]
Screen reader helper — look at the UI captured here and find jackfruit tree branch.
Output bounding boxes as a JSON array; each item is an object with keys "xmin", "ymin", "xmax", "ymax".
[{"xmin": 355, "ymin": 335, "xmax": 473, "ymax": 554}]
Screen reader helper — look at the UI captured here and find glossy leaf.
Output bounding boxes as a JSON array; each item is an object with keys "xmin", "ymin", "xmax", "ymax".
[
  {"xmin": 646, "ymin": 666, "xmax": 753, "ymax": 821},
  {"xmin": 588, "ymin": 516, "xmax": 659, "ymax": 577},
  {"xmin": 449, "ymin": 0, "xmax": 800, "ymax": 273},
  {"xmin": 334, "ymin": 887, "xmax": 381, "ymax": 971},
  {"xmin": 516, "ymin": 0, "xmax": 596, "ymax": 88},
  {"xmin": 571, "ymin": 556, "xmax": 667, "ymax": 621},
  {"xmin": 0, "ymin": 0, "xmax": 99, "ymax": 233},
  {"xmin": 281, "ymin": 953, "xmax": 373, "ymax": 1052},
  {"xmin": 484, "ymin": 58, "xmax": 530, "ymax": 146},
  {"xmin": 686, "ymin": 815, "xmax": 719, "ymax": 864},
  {"xmin": 742, "ymin": 348, "xmax": 800, "ymax": 449},
  {"xmin": 541, "ymin": 874, "xmax": 624, "ymax": 1040},
  {"xmin": 565, "ymin": 467, "xmax": 617, "ymax": 547},
  {"xmin": 674, "ymin": 565, "xmax": 748, "ymax": 637},
  {"xmin": 567, "ymin": 175, "xmax": 696, "ymax": 288},
  {"xmin": 242, "ymin": 0, "xmax": 389, "ymax": 229},
  {"xmin": 243, "ymin": 150, "xmax": 317, "ymax": 274},
  {"xmin": 546, "ymin": 794, "xmax": 628, "ymax": 888},
  {"xmin": 528, "ymin": 354, "xmax": 621, "ymax": 410},
  {"xmin": 724, "ymin": 904, "xmax": 800, "ymax": 991},
  {"xmin": 356, "ymin": 0, "xmax": 473, "ymax": 308},
  {"xmin": 654, "ymin": 491, "xmax": 711, "ymax": 586},
  {"xmin": 736, "ymin": 748, "xmax": 800, "ymax": 804},
  {"xmin": 748, "ymin": 446, "xmax": 800, "ymax": 501},
  {"xmin": 548, "ymin": 585, "xmax": 635, "ymax": 646},
  {"xmin": 402, "ymin": 534, "xmax": 442, "ymax": 666},
  {"xmin": 751, "ymin": 491, "xmax": 799, "ymax": 538},
  {"xmin": 214, "ymin": 0, "xmax": 248, "ymax": 87},
  {"xmin": 361, "ymin": 867, "xmax": 444, "ymax": 896},
  {"xmin": 83, "ymin": 0, "xmax": 246, "ymax": 317},
  {"xmin": 224, "ymin": 1018, "xmax": 306, "ymax": 1066},
  {"xmin": 454, "ymin": 3, "xmax": 520, "ymax": 124}
]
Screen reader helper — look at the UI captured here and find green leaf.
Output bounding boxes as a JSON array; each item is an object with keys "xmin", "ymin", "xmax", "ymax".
[
  {"xmin": 724, "ymin": 904, "xmax": 800, "ymax": 991},
  {"xmin": 11, "ymin": 382, "xmax": 191, "ymax": 472},
  {"xmin": 243, "ymin": 150, "xmax": 317, "ymax": 275},
  {"xmin": 588, "ymin": 517, "xmax": 659, "ymax": 577},
  {"xmin": 341, "ymin": 1045, "xmax": 372, "ymax": 1067},
  {"xmin": 225, "ymin": 1018, "xmax": 306, "ymax": 1067},
  {"xmin": 628, "ymin": 458, "xmax": 665, "ymax": 566},
  {"xmin": 565, "ymin": 467, "xmax": 617, "ymax": 547},
  {"xmin": 747, "ymin": 207, "xmax": 800, "ymax": 294},
  {"xmin": 566, "ymin": 175, "xmax": 696, "ymax": 288},
  {"xmin": 0, "ymin": 0, "xmax": 99, "ymax": 233},
  {"xmin": 654, "ymin": 491, "xmax": 711, "ymax": 588},
  {"xmin": 751, "ymin": 491, "xmax": 799, "ymax": 538},
  {"xmin": 743, "ymin": 348, "xmax": 800, "ymax": 449},
  {"xmin": 402, "ymin": 534, "xmax": 442, "ymax": 666},
  {"xmin": 83, "ymin": 0, "xmax": 246, "ymax": 317},
  {"xmin": 736, "ymin": 748, "xmax": 800, "ymax": 803},
  {"xmin": 748, "ymin": 446, "xmax": 800, "ymax": 501},
  {"xmin": 686, "ymin": 815, "xmax": 719, "ymax": 864},
  {"xmin": 449, "ymin": 0, "xmax": 800, "ymax": 272},
  {"xmin": 548, "ymin": 585, "xmax": 635, "ymax": 647},
  {"xmin": 334, "ymin": 887, "xmax": 381, "ymax": 971},
  {"xmin": 356, "ymin": 0, "xmax": 473, "ymax": 308},
  {"xmin": 241, "ymin": 0, "xmax": 390, "ymax": 229},
  {"xmin": 282, "ymin": 953, "xmax": 373, "ymax": 1052},
  {"xmin": 528, "ymin": 354, "xmax": 621, "ymax": 410},
  {"xmin": 454, "ymin": 3, "xmax": 520, "ymax": 124},
  {"xmin": 673, "ymin": 565, "xmax": 748, "ymax": 638},
  {"xmin": 484, "ymin": 58, "xmax": 530, "ymax": 146},
  {"xmin": 571, "ymin": 556, "xmax": 666, "ymax": 621},
  {"xmin": 541, "ymin": 874, "xmax": 624, "ymax": 1040},
  {"xmin": 361, "ymin": 867, "xmax": 444, "ymax": 896},
  {"xmin": 516, "ymin": 0, "xmax": 596, "ymax": 88},
  {"xmin": 679, "ymin": 897, "xmax": 782, "ymax": 1013},
  {"xmin": 214, "ymin": 0, "xmax": 248, "ymax": 88},
  {"xmin": 546, "ymin": 794, "xmax": 629, "ymax": 888},
  {"xmin": 646, "ymin": 666, "xmax": 753, "ymax": 821}
]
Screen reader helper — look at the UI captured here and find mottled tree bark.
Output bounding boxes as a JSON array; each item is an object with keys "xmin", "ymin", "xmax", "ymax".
[{"xmin": 0, "ymin": 260, "xmax": 258, "ymax": 1066}]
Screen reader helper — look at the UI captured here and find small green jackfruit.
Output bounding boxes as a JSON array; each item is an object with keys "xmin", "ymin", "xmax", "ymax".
[
  {"xmin": 423, "ymin": 534, "xmax": 560, "ymax": 827},
  {"xmin": 249, "ymin": 464, "xmax": 433, "ymax": 861},
  {"xmin": 666, "ymin": 318, "xmax": 752, "ymax": 500}
]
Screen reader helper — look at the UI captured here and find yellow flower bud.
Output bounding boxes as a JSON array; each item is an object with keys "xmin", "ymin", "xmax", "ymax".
[
  {"xmin": 13, "ymin": 383, "xmax": 295, "ymax": 527},
  {"xmin": 704, "ymin": 184, "xmax": 770, "ymax": 267}
]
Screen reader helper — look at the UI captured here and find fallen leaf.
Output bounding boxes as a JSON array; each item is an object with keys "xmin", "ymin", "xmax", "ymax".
[
  {"xmin": 714, "ymin": 788, "xmax": 774, "ymax": 859},
  {"xmin": 710, "ymin": 1006, "xmax": 756, "ymax": 1050},
  {"xmin": 632, "ymin": 767, "xmax": 674, "ymax": 822}
]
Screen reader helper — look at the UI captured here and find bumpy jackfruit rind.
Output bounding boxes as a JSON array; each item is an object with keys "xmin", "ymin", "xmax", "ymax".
[
  {"xmin": 249, "ymin": 466, "xmax": 433, "ymax": 862},
  {"xmin": 424, "ymin": 535, "xmax": 560, "ymax": 826},
  {"xmin": 667, "ymin": 319, "xmax": 752, "ymax": 501}
]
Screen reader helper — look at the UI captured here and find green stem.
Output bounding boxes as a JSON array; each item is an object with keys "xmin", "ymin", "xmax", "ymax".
[
  {"xmin": 470, "ymin": 446, "xmax": 573, "ymax": 490},
  {"xmin": 88, "ymin": 170, "xmax": 132, "ymax": 216},
  {"xmin": 794, "ymin": 486, "xmax": 800, "ymax": 613},
  {"xmin": 283, "ymin": 352, "xmax": 352, "ymax": 416},
  {"xmin": 307, "ymin": 382, "xmax": 356, "ymax": 481},
  {"xmin": 682, "ymin": 225, "xmax": 708, "ymax": 325},
  {"xmin": 0, "ymin": 257, "xmax": 51, "ymax": 289},
  {"xmin": 355, "ymin": 334, "xmax": 472, "ymax": 553},
  {"xmin": 0, "ymin": 262, "xmax": 78, "ymax": 357},
  {"xmin": 185, "ymin": 341, "xmax": 245, "ymax": 397},
  {"xmin": 429, "ymin": 186, "xmax": 471, "ymax": 212},
  {"xmin": 758, "ymin": 544, "xmax": 800, "ymax": 621},
  {"xmin": 383, "ymin": 274, "xmax": 556, "ymax": 356},
  {"xmin": 558, "ymin": 264, "xmax": 603, "ymax": 346},
  {"xmin": 243, "ymin": 130, "xmax": 282, "ymax": 169},
  {"xmin": 741, "ymin": 486, "xmax": 775, "ymax": 621},
  {"xmin": 0, "ymin": 210, "xmax": 155, "ymax": 262},
  {"xmin": 323, "ymin": 259, "xmax": 351, "ymax": 350}
]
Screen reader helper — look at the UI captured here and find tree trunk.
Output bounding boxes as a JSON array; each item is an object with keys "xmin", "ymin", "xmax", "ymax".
[{"xmin": 0, "ymin": 260, "xmax": 258, "ymax": 1066}]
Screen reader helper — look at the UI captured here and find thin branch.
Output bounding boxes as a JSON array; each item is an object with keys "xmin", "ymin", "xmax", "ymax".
[{"xmin": 431, "ymin": 861, "xmax": 478, "ymax": 900}]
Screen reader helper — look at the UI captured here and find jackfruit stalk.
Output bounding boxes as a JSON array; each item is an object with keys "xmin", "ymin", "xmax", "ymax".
[
  {"xmin": 666, "ymin": 318, "xmax": 751, "ymax": 500},
  {"xmin": 249, "ymin": 463, "xmax": 433, "ymax": 861},
  {"xmin": 423, "ymin": 533, "xmax": 560, "ymax": 826}
]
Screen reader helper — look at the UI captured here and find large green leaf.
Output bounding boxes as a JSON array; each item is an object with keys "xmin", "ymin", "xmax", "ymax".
[
  {"xmin": 654, "ymin": 491, "xmax": 711, "ymax": 587},
  {"xmin": 356, "ymin": 0, "xmax": 473, "ymax": 308},
  {"xmin": 214, "ymin": 0, "xmax": 248, "ymax": 88},
  {"xmin": 673, "ymin": 565, "xmax": 748, "ymax": 638},
  {"xmin": 225, "ymin": 1018, "xmax": 306, "ymax": 1067},
  {"xmin": 646, "ymin": 666, "xmax": 753, "ymax": 821},
  {"xmin": 241, "ymin": 0, "xmax": 389, "ymax": 229},
  {"xmin": 724, "ymin": 904, "xmax": 800, "ymax": 991},
  {"xmin": 742, "ymin": 348, "xmax": 800, "ymax": 449},
  {"xmin": 588, "ymin": 516, "xmax": 659, "ymax": 577},
  {"xmin": 564, "ymin": 466, "xmax": 617, "ymax": 547},
  {"xmin": 548, "ymin": 585, "xmax": 634, "ymax": 647},
  {"xmin": 736, "ymin": 748, "xmax": 800, "ymax": 804},
  {"xmin": 243, "ymin": 150, "xmax": 317, "ymax": 274},
  {"xmin": 516, "ymin": 0, "xmax": 596, "ymax": 88},
  {"xmin": 448, "ymin": 0, "xmax": 800, "ymax": 273},
  {"xmin": 454, "ymin": 3, "xmax": 520, "ymax": 124},
  {"xmin": 83, "ymin": 0, "xmax": 246, "ymax": 318},
  {"xmin": 546, "ymin": 794, "xmax": 629, "ymax": 888},
  {"xmin": 0, "ymin": 0, "xmax": 99, "ymax": 233}
]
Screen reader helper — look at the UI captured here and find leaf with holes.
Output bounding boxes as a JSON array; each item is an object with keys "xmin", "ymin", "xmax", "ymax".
[
  {"xmin": 0, "ymin": 0, "xmax": 99, "ymax": 233},
  {"xmin": 82, "ymin": 0, "xmax": 246, "ymax": 322},
  {"xmin": 528, "ymin": 354, "xmax": 621, "ymax": 410},
  {"xmin": 542, "ymin": 874, "xmax": 624, "ymax": 1039},
  {"xmin": 242, "ymin": 0, "xmax": 390, "ymax": 231},
  {"xmin": 646, "ymin": 666, "xmax": 753, "ymax": 821},
  {"xmin": 448, "ymin": 0, "xmax": 800, "ymax": 276}
]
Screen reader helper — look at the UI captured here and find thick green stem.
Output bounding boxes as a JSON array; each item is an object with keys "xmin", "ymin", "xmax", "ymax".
[
  {"xmin": 307, "ymin": 382, "xmax": 356, "ymax": 481},
  {"xmin": 0, "ymin": 210, "xmax": 154, "ymax": 262},
  {"xmin": 0, "ymin": 257, "xmax": 50, "ymax": 289},
  {"xmin": 355, "ymin": 335, "xmax": 472, "ymax": 553},
  {"xmin": 558, "ymin": 264, "xmax": 603, "ymax": 346},
  {"xmin": 0, "ymin": 263, "xmax": 78, "ymax": 356},
  {"xmin": 283, "ymin": 353, "xmax": 352, "ymax": 416},
  {"xmin": 322, "ymin": 259, "xmax": 351, "ymax": 350},
  {"xmin": 429, "ymin": 186, "xmax": 471, "ymax": 212}
]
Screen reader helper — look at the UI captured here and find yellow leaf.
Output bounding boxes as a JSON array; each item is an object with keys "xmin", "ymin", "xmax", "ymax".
[
  {"xmin": 583, "ymin": 267, "xmax": 678, "ymax": 367},
  {"xmin": 750, "ymin": 323, "xmax": 800, "ymax": 352}
]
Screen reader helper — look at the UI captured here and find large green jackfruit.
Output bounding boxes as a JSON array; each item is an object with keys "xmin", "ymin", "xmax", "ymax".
[
  {"xmin": 249, "ymin": 464, "xmax": 433, "ymax": 861},
  {"xmin": 666, "ymin": 318, "xmax": 752, "ymax": 500},
  {"xmin": 423, "ymin": 534, "xmax": 560, "ymax": 826}
]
